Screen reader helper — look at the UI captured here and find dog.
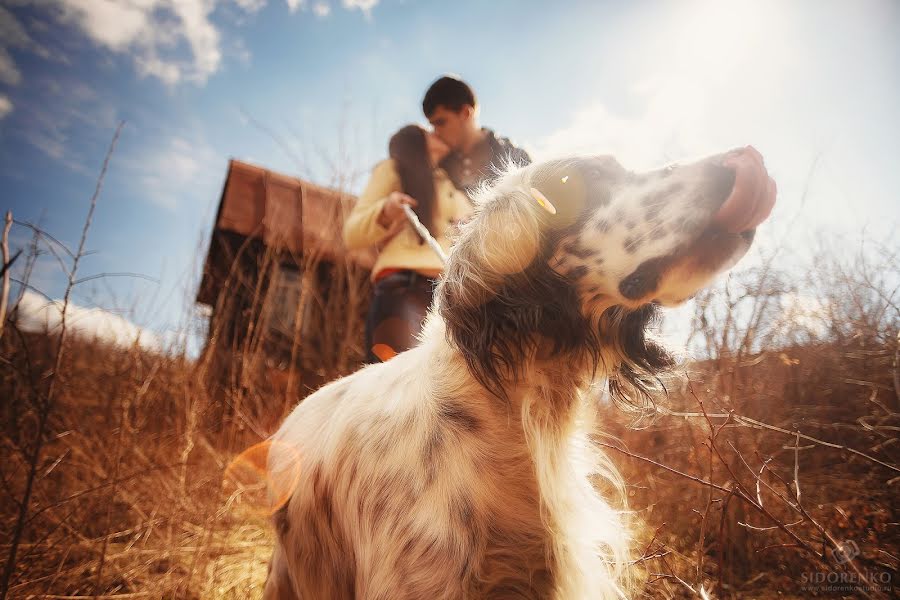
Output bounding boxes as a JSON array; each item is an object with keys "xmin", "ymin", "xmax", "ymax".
[{"xmin": 262, "ymin": 147, "xmax": 776, "ymax": 599}]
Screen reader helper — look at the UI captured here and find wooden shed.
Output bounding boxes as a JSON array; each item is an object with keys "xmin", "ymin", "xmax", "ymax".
[{"xmin": 197, "ymin": 159, "xmax": 375, "ymax": 420}]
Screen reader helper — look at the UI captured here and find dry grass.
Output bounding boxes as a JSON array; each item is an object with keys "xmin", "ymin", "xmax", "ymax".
[{"xmin": 1, "ymin": 332, "xmax": 273, "ymax": 598}]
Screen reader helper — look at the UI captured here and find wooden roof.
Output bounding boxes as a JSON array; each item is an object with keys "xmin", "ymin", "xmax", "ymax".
[{"xmin": 197, "ymin": 159, "xmax": 375, "ymax": 306}]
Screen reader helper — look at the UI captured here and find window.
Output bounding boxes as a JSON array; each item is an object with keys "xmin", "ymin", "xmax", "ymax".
[{"xmin": 268, "ymin": 265, "xmax": 302, "ymax": 338}]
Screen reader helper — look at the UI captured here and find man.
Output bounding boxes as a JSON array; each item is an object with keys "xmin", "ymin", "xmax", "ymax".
[{"xmin": 423, "ymin": 75, "xmax": 531, "ymax": 196}]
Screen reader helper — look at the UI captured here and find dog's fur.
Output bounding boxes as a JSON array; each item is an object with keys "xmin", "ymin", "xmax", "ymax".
[{"xmin": 263, "ymin": 151, "xmax": 764, "ymax": 599}]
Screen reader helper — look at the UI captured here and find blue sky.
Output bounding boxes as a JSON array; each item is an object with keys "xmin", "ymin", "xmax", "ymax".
[{"xmin": 1, "ymin": 0, "xmax": 898, "ymax": 349}]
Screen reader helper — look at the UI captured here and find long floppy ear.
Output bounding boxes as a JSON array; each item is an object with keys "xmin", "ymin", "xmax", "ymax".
[
  {"xmin": 604, "ymin": 303, "xmax": 675, "ymax": 410},
  {"xmin": 437, "ymin": 185, "xmax": 594, "ymax": 401}
]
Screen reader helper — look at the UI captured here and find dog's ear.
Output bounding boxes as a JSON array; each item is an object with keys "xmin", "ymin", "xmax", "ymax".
[
  {"xmin": 438, "ymin": 189, "xmax": 593, "ymax": 401},
  {"xmin": 605, "ymin": 304, "xmax": 675, "ymax": 409}
]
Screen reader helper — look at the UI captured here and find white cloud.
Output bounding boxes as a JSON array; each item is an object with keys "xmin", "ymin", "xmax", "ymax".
[
  {"xmin": 0, "ymin": 5, "xmax": 34, "ymax": 85},
  {"xmin": 136, "ymin": 135, "xmax": 220, "ymax": 210},
  {"xmin": 170, "ymin": 1, "xmax": 222, "ymax": 79},
  {"xmin": 3, "ymin": 0, "xmax": 376, "ymax": 88},
  {"xmin": 534, "ymin": 94, "xmax": 671, "ymax": 169},
  {"xmin": 285, "ymin": 0, "xmax": 305, "ymax": 12},
  {"xmin": 0, "ymin": 5, "xmax": 33, "ymax": 48},
  {"xmin": 135, "ymin": 54, "xmax": 183, "ymax": 87},
  {"xmin": 164, "ymin": 137, "xmax": 209, "ymax": 180},
  {"xmin": 15, "ymin": 290, "xmax": 163, "ymax": 352},
  {"xmin": 289, "ymin": 0, "xmax": 374, "ymax": 16},
  {"xmin": 234, "ymin": 0, "xmax": 267, "ymax": 12},
  {"xmin": 231, "ymin": 37, "xmax": 252, "ymax": 66},
  {"xmin": 312, "ymin": 2, "xmax": 330, "ymax": 17},
  {"xmin": 0, "ymin": 47, "xmax": 22, "ymax": 85},
  {"xmin": 56, "ymin": 0, "xmax": 150, "ymax": 51},
  {"xmin": 26, "ymin": 129, "xmax": 65, "ymax": 158},
  {"xmin": 0, "ymin": 95, "xmax": 12, "ymax": 119},
  {"xmin": 341, "ymin": 0, "xmax": 378, "ymax": 14},
  {"xmin": 53, "ymin": 0, "xmax": 223, "ymax": 86},
  {"xmin": 14, "ymin": 78, "xmax": 119, "ymax": 173}
]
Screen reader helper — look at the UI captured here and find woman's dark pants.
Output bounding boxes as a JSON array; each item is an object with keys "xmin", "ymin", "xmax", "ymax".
[{"xmin": 364, "ymin": 271, "xmax": 437, "ymax": 363}]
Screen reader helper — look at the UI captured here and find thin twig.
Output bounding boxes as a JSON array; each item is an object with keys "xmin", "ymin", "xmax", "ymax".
[
  {"xmin": 72, "ymin": 272, "xmax": 159, "ymax": 286},
  {"xmin": 594, "ymin": 441, "xmax": 733, "ymax": 495},
  {"xmin": 716, "ymin": 486, "xmax": 736, "ymax": 594},
  {"xmin": 0, "ymin": 211, "xmax": 12, "ymax": 340},
  {"xmin": 792, "ymin": 431, "xmax": 801, "ymax": 504},
  {"xmin": 656, "ymin": 406, "xmax": 900, "ymax": 474},
  {"xmin": 11, "ymin": 219, "xmax": 76, "ymax": 259}
]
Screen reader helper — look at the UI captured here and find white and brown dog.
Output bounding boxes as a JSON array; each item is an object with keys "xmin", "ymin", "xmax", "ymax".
[{"xmin": 263, "ymin": 147, "xmax": 776, "ymax": 599}]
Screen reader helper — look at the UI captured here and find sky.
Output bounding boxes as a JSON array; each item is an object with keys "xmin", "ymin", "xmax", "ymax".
[{"xmin": 1, "ymin": 0, "xmax": 898, "ymax": 351}]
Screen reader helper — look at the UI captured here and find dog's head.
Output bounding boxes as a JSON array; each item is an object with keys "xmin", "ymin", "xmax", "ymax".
[{"xmin": 438, "ymin": 146, "xmax": 776, "ymax": 404}]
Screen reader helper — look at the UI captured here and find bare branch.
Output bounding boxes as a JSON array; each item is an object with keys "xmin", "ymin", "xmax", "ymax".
[
  {"xmin": 11, "ymin": 220, "xmax": 76, "ymax": 259},
  {"xmin": 0, "ymin": 211, "xmax": 12, "ymax": 340},
  {"xmin": 656, "ymin": 406, "xmax": 900, "ymax": 474},
  {"xmin": 71, "ymin": 272, "xmax": 159, "ymax": 286}
]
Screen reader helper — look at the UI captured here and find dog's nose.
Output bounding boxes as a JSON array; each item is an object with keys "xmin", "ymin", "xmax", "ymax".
[
  {"xmin": 712, "ymin": 146, "xmax": 777, "ymax": 233},
  {"xmin": 705, "ymin": 161, "xmax": 737, "ymax": 204}
]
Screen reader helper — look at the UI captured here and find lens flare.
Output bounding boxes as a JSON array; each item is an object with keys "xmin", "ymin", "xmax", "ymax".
[
  {"xmin": 225, "ymin": 439, "xmax": 303, "ymax": 514},
  {"xmin": 530, "ymin": 187, "xmax": 557, "ymax": 215},
  {"xmin": 372, "ymin": 343, "xmax": 398, "ymax": 362}
]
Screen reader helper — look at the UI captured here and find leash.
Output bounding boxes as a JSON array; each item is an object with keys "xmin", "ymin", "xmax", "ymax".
[
  {"xmin": 400, "ymin": 185, "xmax": 558, "ymax": 267},
  {"xmin": 401, "ymin": 204, "xmax": 448, "ymax": 266},
  {"xmin": 367, "ymin": 206, "xmax": 446, "ymax": 363}
]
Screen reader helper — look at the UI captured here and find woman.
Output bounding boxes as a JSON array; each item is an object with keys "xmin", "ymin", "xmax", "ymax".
[{"xmin": 343, "ymin": 124, "xmax": 473, "ymax": 362}]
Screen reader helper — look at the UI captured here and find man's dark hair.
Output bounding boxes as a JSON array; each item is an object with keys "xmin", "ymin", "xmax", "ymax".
[{"xmin": 422, "ymin": 76, "xmax": 477, "ymax": 117}]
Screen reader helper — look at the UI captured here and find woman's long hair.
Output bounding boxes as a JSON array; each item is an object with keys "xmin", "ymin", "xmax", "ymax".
[{"xmin": 389, "ymin": 125, "xmax": 437, "ymax": 242}]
